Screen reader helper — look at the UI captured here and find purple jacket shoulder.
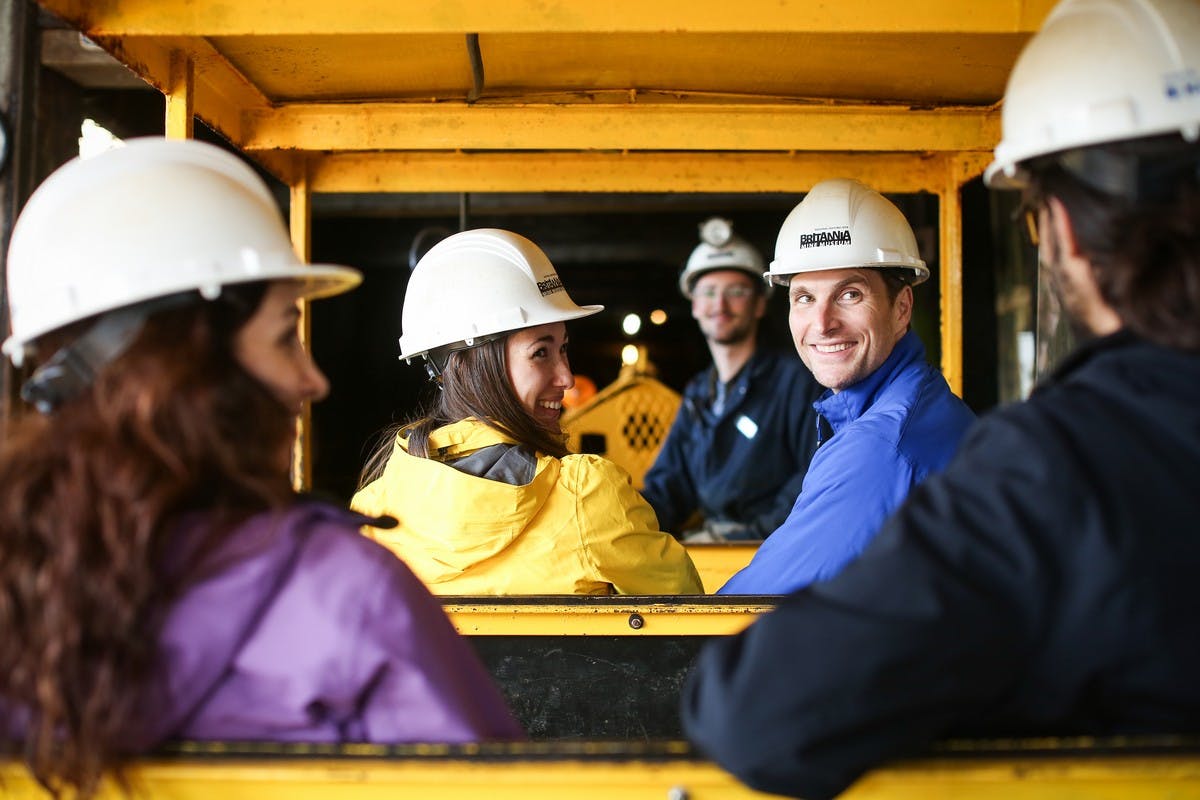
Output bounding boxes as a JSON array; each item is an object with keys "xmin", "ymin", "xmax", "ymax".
[{"xmin": 154, "ymin": 502, "xmax": 522, "ymax": 744}]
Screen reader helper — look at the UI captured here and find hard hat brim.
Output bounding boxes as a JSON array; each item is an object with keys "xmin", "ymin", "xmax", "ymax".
[{"xmin": 2, "ymin": 263, "xmax": 363, "ymax": 364}]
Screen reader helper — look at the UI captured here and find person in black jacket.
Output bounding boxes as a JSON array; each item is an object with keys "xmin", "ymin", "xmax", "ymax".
[
  {"xmin": 681, "ymin": 0, "xmax": 1200, "ymax": 797},
  {"xmin": 641, "ymin": 218, "xmax": 821, "ymax": 542}
]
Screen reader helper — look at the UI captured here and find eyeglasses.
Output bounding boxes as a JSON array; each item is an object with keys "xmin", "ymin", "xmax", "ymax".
[{"xmin": 693, "ymin": 285, "xmax": 756, "ymax": 301}]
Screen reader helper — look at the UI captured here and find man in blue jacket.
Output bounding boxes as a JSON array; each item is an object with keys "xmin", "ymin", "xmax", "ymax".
[
  {"xmin": 719, "ymin": 180, "xmax": 975, "ymax": 593},
  {"xmin": 641, "ymin": 218, "xmax": 821, "ymax": 542},
  {"xmin": 685, "ymin": 1, "xmax": 1200, "ymax": 797}
]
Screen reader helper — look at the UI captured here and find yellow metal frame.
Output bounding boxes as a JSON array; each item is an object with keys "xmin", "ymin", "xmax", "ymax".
[
  {"xmin": 443, "ymin": 597, "xmax": 774, "ymax": 637},
  {"xmin": 35, "ymin": 0, "xmax": 1050, "ymax": 483},
  {"xmin": 4, "ymin": 746, "xmax": 1199, "ymax": 800}
]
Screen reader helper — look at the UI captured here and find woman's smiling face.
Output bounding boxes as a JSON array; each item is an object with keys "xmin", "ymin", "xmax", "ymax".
[{"xmin": 505, "ymin": 322, "xmax": 575, "ymax": 430}]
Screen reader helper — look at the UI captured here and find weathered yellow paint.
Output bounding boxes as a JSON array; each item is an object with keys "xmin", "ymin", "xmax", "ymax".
[
  {"xmin": 41, "ymin": 0, "xmax": 1057, "ymax": 36},
  {"xmin": 686, "ymin": 545, "xmax": 757, "ymax": 593},
  {"xmin": 937, "ymin": 155, "xmax": 991, "ymax": 394},
  {"xmin": 309, "ymin": 152, "xmax": 959, "ymax": 194},
  {"xmin": 3, "ymin": 746, "xmax": 1199, "ymax": 800},
  {"xmin": 242, "ymin": 103, "xmax": 1000, "ymax": 154},
  {"xmin": 164, "ymin": 50, "xmax": 193, "ymax": 139},
  {"xmin": 100, "ymin": 34, "xmax": 268, "ymax": 145},
  {"xmin": 443, "ymin": 598, "xmax": 775, "ymax": 636},
  {"xmin": 289, "ymin": 165, "xmax": 313, "ymax": 493},
  {"xmin": 202, "ymin": 33, "xmax": 1026, "ymax": 107}
]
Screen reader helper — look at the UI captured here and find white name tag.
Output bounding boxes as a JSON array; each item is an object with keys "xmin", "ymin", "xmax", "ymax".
[{"xmin": 736, "ymin": 415, "xmax": 758, "ymax": 439}]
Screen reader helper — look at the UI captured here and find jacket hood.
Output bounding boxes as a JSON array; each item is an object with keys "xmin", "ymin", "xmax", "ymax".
[
  {"xmin": 141, "ymin": 503, "xmax": 367, "ymax": 745},
  {"xmin": 366, "ymin": 419, "xmax": 559, "ymax": 583}
]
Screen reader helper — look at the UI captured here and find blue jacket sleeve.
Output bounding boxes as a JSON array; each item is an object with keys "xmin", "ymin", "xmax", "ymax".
[{"xmin": 719, "ymin": 430, "xmax": 917, "ymax": 594}]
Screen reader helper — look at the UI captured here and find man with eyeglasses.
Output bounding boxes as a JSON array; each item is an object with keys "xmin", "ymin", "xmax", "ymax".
[
  {"xmin": 717, "ymin": 179, "xmax": 975, "ymax": 595},
  {"xmin": 684, "ymin": 1, "xmax": 1200, "ymax": 798},
  {"xmin": 640, "ymin": 217, "xmax": 822, "ymax": 544}
]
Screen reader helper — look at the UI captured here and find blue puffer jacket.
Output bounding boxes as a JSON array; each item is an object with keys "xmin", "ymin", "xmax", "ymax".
[{"xmin": 719, "ymin": 331, "xmax": 974, "ymax": 594}]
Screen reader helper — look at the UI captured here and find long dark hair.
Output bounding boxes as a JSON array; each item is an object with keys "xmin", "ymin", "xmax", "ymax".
[
  {"xmin": 1027, "ymin": 140, "xmax": 1200, "ymax": 352},
  {"xmin": 0, "ymin": 283, "xmax": 294, "ymax": 797},
  {"xmin": 361, "ymin": 335, "xmax": 569, "ymax": 485}
]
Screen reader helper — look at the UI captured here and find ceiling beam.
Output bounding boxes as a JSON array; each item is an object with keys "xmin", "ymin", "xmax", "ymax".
[
  {"xmin": 41, "ymin": 0, "xmax": 1055, "ymax": 36},
  {"xmin": 243, "ymin": 102, "xmax": 1000, "ymax": 154},
  {"xmin": 306, "ymin": 151, "xmax": 994, "ymax": 194}
]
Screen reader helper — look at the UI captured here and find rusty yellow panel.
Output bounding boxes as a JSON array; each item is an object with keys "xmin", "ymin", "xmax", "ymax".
[
  {"xmin": 200, "ymin": 31, "xmax": 1027, "ymax": 107},
  {"xmin": 98, "ymin": 35, "xmax": 271, "ymax": 144},
  {"xmin": 244, "ymin": 103, "xmax": 999, "ymax": 153},
  {"xmin": 474, "ymin": 33, "xmax": 1024, "ymax": 107},
  {"xmin": 310, "ymin": 152, "xmax": 958, "ymax": 194},
  {"xmin": 39, "ymin": 0, "xmax": 1056, "ymax": 36},
  {"xmin": 210, "ymin": 33, "xmax": 469, "ymax": 102},
  {"xmin": 443, "ymin": 600, "xmax": 775, "ymax": 636}
]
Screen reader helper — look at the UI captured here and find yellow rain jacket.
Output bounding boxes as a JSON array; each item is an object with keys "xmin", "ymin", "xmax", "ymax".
[{"xmin": 351, "ymin": 418, "xmax": 703, "ymax": 595}]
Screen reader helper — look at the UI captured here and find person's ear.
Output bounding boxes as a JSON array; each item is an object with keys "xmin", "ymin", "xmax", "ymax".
[
  {"xmin": 1045, "ymin": 196, "xmax": 1082, "ymax": 258},
  {"xmin": 893, "ymin": 284, "xmax": 913, "ymax": 330},
  {"xmin": 754, "ymin": 292, "xmax": 768, "ymax": 320}
]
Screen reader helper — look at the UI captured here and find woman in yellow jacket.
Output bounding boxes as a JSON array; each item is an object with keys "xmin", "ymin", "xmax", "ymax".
[{"xmin": 353, "ymin": 229, "xmax": 702, "ymax": 595}]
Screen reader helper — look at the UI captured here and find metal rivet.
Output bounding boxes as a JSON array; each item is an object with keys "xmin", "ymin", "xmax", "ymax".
[
  {"xmin": 667, "ymin": 787, "xmax": 689, "ymax": 800},
  {"xmin": 628, "ymin": 612, "xmax": 645, "ymax": 630}
]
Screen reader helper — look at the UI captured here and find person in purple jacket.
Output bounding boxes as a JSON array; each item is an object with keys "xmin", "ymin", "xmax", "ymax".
[{"xmin": 0, "ymin": 138, "xmax": 522, "ymax": 797}]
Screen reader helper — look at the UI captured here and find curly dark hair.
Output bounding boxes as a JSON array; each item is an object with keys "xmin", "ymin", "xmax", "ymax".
[
  {"xmin": 0, "ymin": 282, "xmax": 295, "ymax": 797},
  {"xmin": 1025, "ymin": 138, "xmax": 1200, "ymax": 352}
]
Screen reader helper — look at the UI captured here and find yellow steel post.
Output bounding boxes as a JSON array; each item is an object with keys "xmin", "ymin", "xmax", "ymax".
[
  {"xmin": 165, "ymin": 50, "xmax": 193, "ymax": 139},
  {"xmin": 938, "ymin": 156, "xmax": 965, "ymax": 396},
  {"xmin": 289, "ymin": 157, "xmax": 313, "ymax": 493}
]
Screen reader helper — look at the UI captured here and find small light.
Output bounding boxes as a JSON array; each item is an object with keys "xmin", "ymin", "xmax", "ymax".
[
  {"xmin": 700, "ymin": 217, "xmax": 733, "ymax": 247},
  {"xmin": 622, "ymin": 313, "xmax": 642, "ymax": 336},
  {"xmin": 649, "ymin": 309, "xmax": 668, "ymax": 325},
  {"xmin": 621, "ymin": 344, "xmax": 640, "ymax": 365},
  {"xmin": 79, "ymin": 119, "xmax": 124, "ymax": 159}
]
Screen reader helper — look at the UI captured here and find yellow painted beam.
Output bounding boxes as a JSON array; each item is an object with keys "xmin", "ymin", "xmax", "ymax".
[
  {"xmin": 164, "ymin": 50, "xmax": 193, "ymax": 139},
  {"xmin": 92, "ymin": 34, "xmax": 271, "ymax": 144},
  {"xmin": 936, "ymin": 153, "xmax": 990, "ymax": 395},
  {"xmin": 289, "ymin": 162, "xmax": 313, "ymax": 493},
  {"xmin": 40, "ymin": 0, "xmax": 1057, "ymax": 35},
  {"xmin": 243, "ymin": 103, "xmax": 1000, "ymax": 154},
  {"xmin": 309, "ymin": 151, "xmax": 962, "ymax": 194},
  {"xmin": 4, "ymin": 749, "xmax": 1200, "ymax": 800},
  {"xmin": 443, "ymin": 599, "xmax": 775, "ymax": 636}
]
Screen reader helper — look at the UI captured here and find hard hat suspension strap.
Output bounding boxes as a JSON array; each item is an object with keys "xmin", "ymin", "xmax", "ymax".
[{"xmin": 22, "ymin": 291, "xmax": 197, "ymax": 414}]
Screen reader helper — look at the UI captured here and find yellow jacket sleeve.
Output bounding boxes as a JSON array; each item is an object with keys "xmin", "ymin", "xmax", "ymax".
[{"xmin": 566, "ymin": 454, "xmax": 704, "ymax": 595}]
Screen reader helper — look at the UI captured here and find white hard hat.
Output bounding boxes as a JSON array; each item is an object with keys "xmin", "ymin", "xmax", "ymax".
[
  {"xmin": 986, "ymin": 0, "xmax": 1200, "ymax": 189},
  {"xmin": 398, "ymin": 228, "xmax": 602, "ymax": 363},
  {"xmin": 3, "ymin": 137, "xmax": 361, "ymax": 367},
  {"xmin": 767, "ymin": 178, "xmax": 928, "ymax": 286},
  {"xmin": 679, "ymin": 217, "xmax": 767, "ymax": 298}
]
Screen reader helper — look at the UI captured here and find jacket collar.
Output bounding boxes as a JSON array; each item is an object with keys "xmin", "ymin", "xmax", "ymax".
[
  {"xmin": 402, "ymin": 418, "xmax": 519, "ymax": 461},
  {"xmin": 814, "ymin": 329, "xmax": 925, "ymax": 433},
  {"xmin": 1034, "ymin": 328, "xmax": 1140, "ymax": 393}
]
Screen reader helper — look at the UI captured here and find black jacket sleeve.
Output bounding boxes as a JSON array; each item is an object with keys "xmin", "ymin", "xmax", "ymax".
[{"xmin": 681, "ymin": 411, "xmax": 1062, "ymax": 799}]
